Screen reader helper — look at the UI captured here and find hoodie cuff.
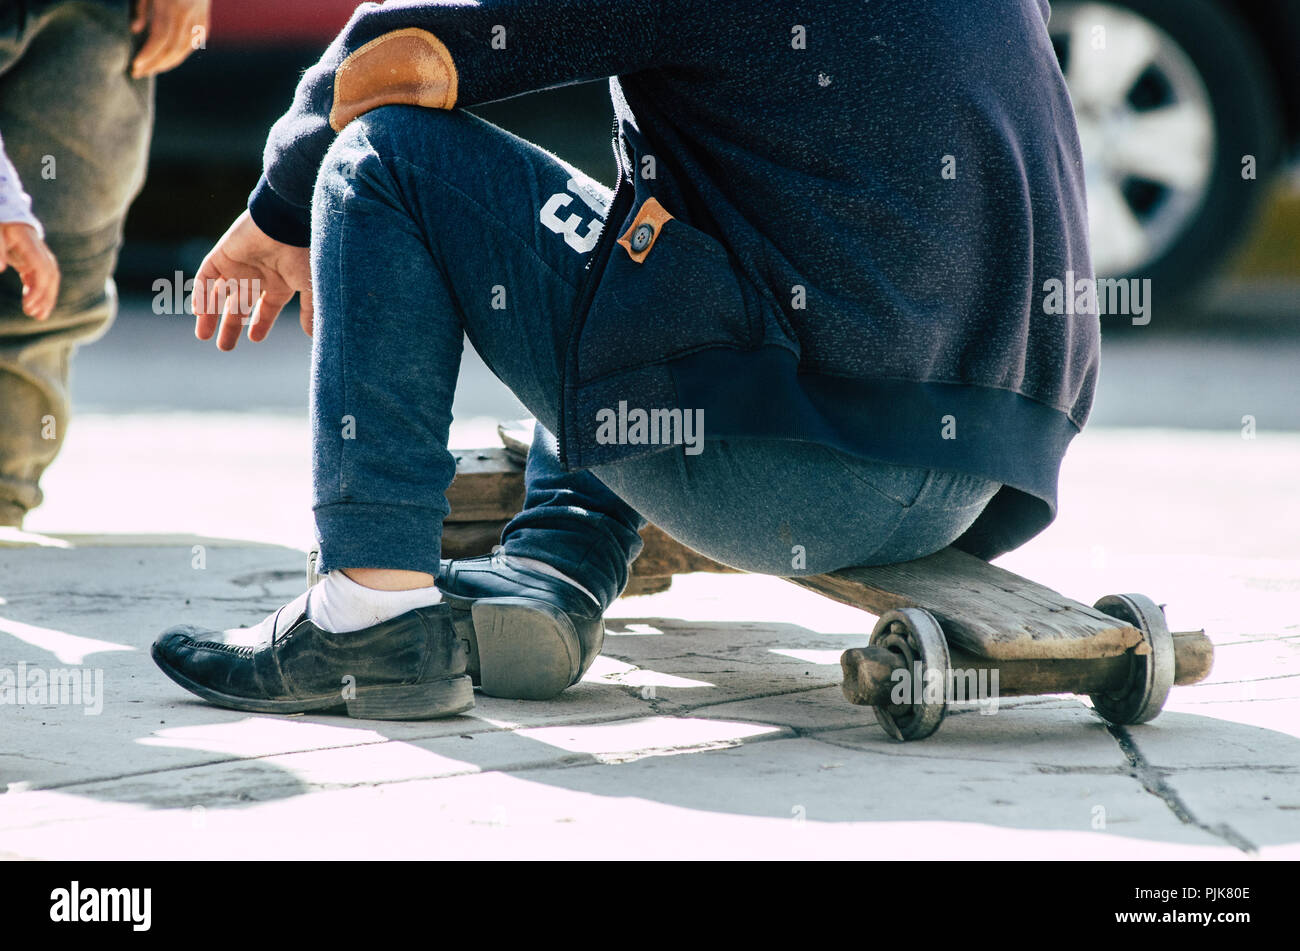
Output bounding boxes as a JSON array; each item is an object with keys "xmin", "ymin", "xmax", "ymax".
[{"xmin": 248, "ymin": 175, "xmax": 311, "ymax": 247}]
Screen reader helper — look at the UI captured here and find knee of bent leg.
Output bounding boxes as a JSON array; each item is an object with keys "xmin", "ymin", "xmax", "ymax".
[
  {"xmin": 312, "ymin": 105, "xmax": 462, "ymax": 213},
  {"xmin": 313, "ymin": 118, "xmax": 386, "ymax": 211},
  {"xmin": 330, "ymin": 105, "xmax": 494, "ymax": 190}
]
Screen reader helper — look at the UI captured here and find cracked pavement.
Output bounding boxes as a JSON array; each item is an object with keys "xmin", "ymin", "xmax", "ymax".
[
  {"xmin": 1, "ymin": 308, "xmax": 1297, "ymax": 859},
  {"xmin": 3, "ymin": 429, "xmax": 1297, "ymax": 859}
]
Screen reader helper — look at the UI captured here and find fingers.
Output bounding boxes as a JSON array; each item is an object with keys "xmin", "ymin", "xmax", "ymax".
[
  {"xmin": 298, "ymin": 285, "xmax": 315, "ymax": 337},
  {"xmin": 192, "ymin": 210, "xmax": 308, "ymax": 349},
  {"xmin": 22, "ymin": 260, "xmax": 60, "ymax": 321},
  {"xmin": 154, "ymin": 7, "xmax": 206, "ymax": 76},
  {"xmin": 132, "ymin": 0, "xmax": 208, "ymax": 78},
  {"xmin": 215, "ymin": 284, "xmax": 248, "ymax": 351},
  {"xmin": 212, "ymin": 270, "xmax": 293, "ymax": 351},
  {"xmin": 131, "ymin": 0, "xmax": 174, "ymax": 78},
  {"xmin": 247, "ymin": 286, "xmax": 291, "ymax": 343},
  {"xmin": 191, "ymin": 251, "xmax": 224, "ymax": 340},
  {"xmin": 193, "ymin": 253, "xmax": 252, "ymax": 349},
  {"xmin": 5, "ymin": 227, "xmax": 60, "ymax": 321},
  {"xmin": 131, "ymin": 0, "xmax": 178, "ymax": 78},
  {"xmin": 131, "ymin": 0, "xmax": 152, "ymax": 34},
  {"xmin": 211, "ymin": 269, "xmax": 258, "ymax": 351}
]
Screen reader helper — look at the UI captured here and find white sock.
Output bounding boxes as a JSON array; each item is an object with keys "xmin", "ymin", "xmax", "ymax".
[
  {"xmin": 506, "ymin": 555, "xmax": 600, "ymax": 607},
  {"xmin": 307, "ymin": 570, "xmax": 442, "ymax": 634}
]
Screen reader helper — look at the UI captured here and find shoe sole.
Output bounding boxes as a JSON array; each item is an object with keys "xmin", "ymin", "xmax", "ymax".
[
  {"xmin": 151, "ymin": 643, "xmax": 475, "ymax": 720},
  {"xmin": 449, "ymin": 597, "xmax": 582, "ymax": 701}
]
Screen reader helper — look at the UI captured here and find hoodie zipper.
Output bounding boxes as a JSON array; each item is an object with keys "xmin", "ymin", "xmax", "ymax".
[{"xmin": 556, "ymin": 121, "xmax": 634, "ymax": 470}]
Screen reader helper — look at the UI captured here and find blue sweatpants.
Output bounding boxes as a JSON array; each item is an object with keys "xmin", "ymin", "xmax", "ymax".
[{"xmin": 309, "ymin": 105, "xmax": 999, "ymax": 608}]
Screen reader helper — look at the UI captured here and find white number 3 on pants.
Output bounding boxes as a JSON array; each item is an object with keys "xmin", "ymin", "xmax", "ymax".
[{"xmin": 540, "ymin": 176, "xmax": 610, "ymax": 254}]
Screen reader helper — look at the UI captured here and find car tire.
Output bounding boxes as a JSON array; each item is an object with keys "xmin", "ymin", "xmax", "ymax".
[{"xmin": 1050, "ymin": 0, "xmax": 1283, "ymax": 324}]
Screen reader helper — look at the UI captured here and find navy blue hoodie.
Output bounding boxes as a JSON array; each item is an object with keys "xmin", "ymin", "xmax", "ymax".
[{"xmin": 248, "ymin": 0, "xmax": 1098, "ymax": 560}]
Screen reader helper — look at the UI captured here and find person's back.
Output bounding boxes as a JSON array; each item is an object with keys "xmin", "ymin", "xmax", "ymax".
[
  {"xmin": 574, "ymin": 0, "xmax": 1097, "ymax": 559},
  {"xmin": 634, "ymin": 0, "xmax": 1089, "ymax": 380}
]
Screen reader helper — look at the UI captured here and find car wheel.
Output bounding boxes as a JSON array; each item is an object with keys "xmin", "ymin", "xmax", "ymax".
[{"xmin": 1049, "ymin": 0, "xmax": 1282, "ymax": 318}]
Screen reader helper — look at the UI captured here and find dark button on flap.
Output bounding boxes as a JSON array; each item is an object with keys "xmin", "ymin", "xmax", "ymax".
[{"xmin": 617, "ymin": 197, "xmax": 674, "ymax": 263}]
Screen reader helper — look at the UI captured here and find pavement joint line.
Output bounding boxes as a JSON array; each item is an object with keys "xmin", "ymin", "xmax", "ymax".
[
  {"xmin": 4, "ymin": 723, "xmax": 579, "ymax": 795},
  {"xmin": 801, "ymin": 730, "xmax": 1140, "ymax": 769},
  {"xmin": 1113, "ymin": 764, "xmax": 1300, "ymax": 772},
  {"xmin": 681, "ymin": 698, "xmax": 1092, "ymax": 742},
  {"xmin": 1035, "ymin": 762, "xmax": 1300, "ymax": 774},
  {"xmin": 1211, "ymin": 634, "xmax": 1300, "ymax": 647},
  {"xmin": 659, "ymin": 650, "xmax": 788, "ymax": 668},
  {"xmin": 804, "ymin": 728, "xmax": 1089, "ymax": 765},
  {"xmin": 41, "ymin": 752, "xmax": 604, "ymax": 803},
  {"xmin": 800, "ymin": 728, "xmax": 1300, "ymax": 776},
  {"xmin": 1105, "ymin": 723, "xmax": 1259, "ymax": 854},
  {"xmin": 0, "ymin": 751, "xmax": 67, "ymax": 766},
  {"xmin": 1168, "ymin": 696, "xmax": 1300, "ymax": 705},
  {"xmin": 8, "ymin": 744, "xmax": 571, "ymax": 798},
  {"xmin": 667, "ymin": 681, "xmax": 841, "ymax": 710},
  {"xmin": 1185, "ymin": 673, "xmax": 1300, "ymax": 686},
  {"xmin": 9, "ymin": 699, "xmax": 825, "ymax": 794},
  {"xmin": 0, "ymin": 593, "xmax": 299, "ymax": 607},
  {"xmin": 6, "ymin": 749, "xmax": 374, "ymax": 795},
  {"xmin": 13, "ymin": 727, "xmax": 809, "ymax": 806},
  {"xmin": 1034, "ymin": 765, "xmax": 1143, "ymax": 775}
]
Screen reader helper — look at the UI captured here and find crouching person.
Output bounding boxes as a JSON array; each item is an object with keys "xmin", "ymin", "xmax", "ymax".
[{"xmin": 153, "ymin": 0, "xmax": 1098, "ymax": 718}]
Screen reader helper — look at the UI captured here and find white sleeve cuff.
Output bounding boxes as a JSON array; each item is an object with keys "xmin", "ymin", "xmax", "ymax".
[{"xmin": 0, "ymin": 133, "xmax": 44, "ymax": 239}]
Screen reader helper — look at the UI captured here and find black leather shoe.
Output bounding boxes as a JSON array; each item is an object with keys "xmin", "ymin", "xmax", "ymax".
[
  {"xmin": 152, "ymin": 591, "xmax": 473, "ymax": 720},
  {"xmin": 436, "ymin": 551, "xmax": 604, "ymax": 700}
]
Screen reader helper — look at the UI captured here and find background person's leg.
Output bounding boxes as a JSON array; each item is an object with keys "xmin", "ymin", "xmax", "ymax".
[
  {"xmin": 0, "ymin": 1, "xmax": 152, "ymax": 526},
  {"xmin": 310, "ymin": 106, "xmax": 641, "ymax": 580}
]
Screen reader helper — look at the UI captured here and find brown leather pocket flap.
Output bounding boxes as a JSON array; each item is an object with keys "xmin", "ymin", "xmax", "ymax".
[{"xmin": 616, "ymin": 198, "xmax": 675, "ymax": 263}]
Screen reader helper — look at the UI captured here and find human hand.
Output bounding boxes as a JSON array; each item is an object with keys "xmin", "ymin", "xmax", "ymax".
[
  {"xmin": 131, "ymin": 0, "xmax": 211, "ymax": 78},
  {"xmin": 0, "ymin": 222, "xmax": 59, "ymax": 321},
  {"xmin": 192, "ymin": 210, "xmax": 314, "ymax": 350}
]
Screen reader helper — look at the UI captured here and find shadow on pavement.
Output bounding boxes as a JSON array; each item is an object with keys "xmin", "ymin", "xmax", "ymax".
[{"xmin": 1, "ymin": 537, "xmax": 1296, "ymax": 856}]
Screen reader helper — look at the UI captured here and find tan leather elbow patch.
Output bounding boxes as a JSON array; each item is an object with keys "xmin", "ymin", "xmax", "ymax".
[
  {"xmin": 329, "ymin": 28, "xmax": 459, "ymax": 132},
  {"xmin": 617, "ymin": 198, "xmax": 675, "ymax": 263}
]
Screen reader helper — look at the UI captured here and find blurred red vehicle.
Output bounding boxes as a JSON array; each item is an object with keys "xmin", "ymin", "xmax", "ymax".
[{"xmin": 210, "ymin": 0, "xmax": 360, "ymax": 44}]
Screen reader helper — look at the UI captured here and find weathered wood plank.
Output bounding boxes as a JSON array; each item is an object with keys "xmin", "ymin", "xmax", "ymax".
[
  {"xmin": 634, "ymin": 524, "xmax": 735, "ymax": 577},
  {"xmin": 441, "ymin": 520, "xmax": 507, "ymax": 558},
  {"xmin": 790, "ymin": 547, "xmax": 1145, "ymax": 661},
  {"xmin": 440, "ymin": 517, "xmax": 733, "ymax": 582},
  {"xmin": 445, "ymin": 449, "xmax": 524, "ymax": 522},
  {"xmin": 444, "ymin": 448, "xmax": 733, "ymax": 582}
]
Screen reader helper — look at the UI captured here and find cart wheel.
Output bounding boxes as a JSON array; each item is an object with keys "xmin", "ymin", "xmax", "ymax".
[
  {"xmin": 869, "ymin": 608, "xmax": 951, "ymax": 741},
  {"xmin": 1090, "ymin": 593, "xmax": 1176, "ymax": 725}
]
